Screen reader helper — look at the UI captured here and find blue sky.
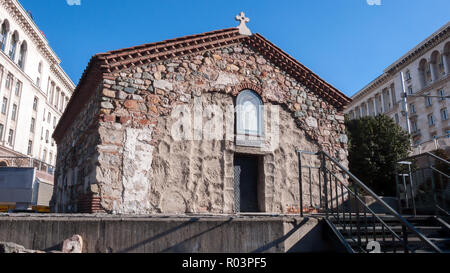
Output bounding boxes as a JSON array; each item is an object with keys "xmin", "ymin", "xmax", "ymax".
[{"xmin": 19, "ymin": 0, "xmax": 450, "ymax": 97}]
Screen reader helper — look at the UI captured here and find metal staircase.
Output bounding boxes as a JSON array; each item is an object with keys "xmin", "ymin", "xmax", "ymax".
[{"xmin": 297, "ymin": 150, "xmax": 450, "ymax": 253}]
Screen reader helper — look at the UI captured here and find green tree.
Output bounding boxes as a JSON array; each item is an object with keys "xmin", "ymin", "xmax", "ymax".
[{"xmin": 345, "ymin": 115, "xmax": 411, "ymax": 196}]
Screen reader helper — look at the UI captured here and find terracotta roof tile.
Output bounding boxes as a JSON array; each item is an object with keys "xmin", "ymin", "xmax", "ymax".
[{"xmin": 53, "ymin": 27, "xmax": 351, "ymax": 142}]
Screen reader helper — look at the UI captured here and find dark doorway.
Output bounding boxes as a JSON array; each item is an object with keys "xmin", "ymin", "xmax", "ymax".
[{"xmin": 234, "ymin": 154, "xmax": 260, "ymax": 212}]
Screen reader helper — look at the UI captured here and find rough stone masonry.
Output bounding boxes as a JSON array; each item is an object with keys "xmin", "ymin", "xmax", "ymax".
[{"xmin": 51, "ymin": 28, "xmax": 351, "ymax": 214}]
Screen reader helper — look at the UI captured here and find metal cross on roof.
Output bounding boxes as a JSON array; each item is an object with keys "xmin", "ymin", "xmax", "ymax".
[{"xmin": 235, "ymin": 12, "xmax": 252, "ymax": 36}]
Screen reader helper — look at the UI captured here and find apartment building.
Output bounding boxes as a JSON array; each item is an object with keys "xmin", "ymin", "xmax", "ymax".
[
  {"xmin": 345, "ymin": 22, "xmax": 450, "ymax": 154},
  {"xmin": 0, "ymin": 0, "xmax": 75, "ymax": 168}
]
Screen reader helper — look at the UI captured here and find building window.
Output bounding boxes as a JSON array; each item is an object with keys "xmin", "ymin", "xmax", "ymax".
[
  {"xmin": 8, "ymin": 32, "xmax": 18, "ymax": 61},
  {"xmin": 7, "ymin": 129, "xmax": 14, "ymax": 146},
  {"xmin": 14, "ymin": 81, "xmax": 21, "ymax": 96},
  {"xmin": 45, "ymin": 130, "xmax": 49, "ymax": 143},
  {"xmin": 30, "ymin": 118, "xmax": 35, "ymax": 133},
  {"xmin": 18, "ymin": 42, "xmax": 27, "ymax": 70},
  {"xmin": 408, "ymin": 86, "xmax": 413, "ymax": 95},
  {"xmin": 1, "ymin": 97, "xmax": 7, "ymax": 114},
  {"xmin": 49, "ymin": 82, "xmax": 55, "ymax": 104},
  {"xmin": 49, "ymin": 152, "xmax": 53, "ymax": 164},
  {"xmin": 60, "ymin": 94, "xmax": 64, "ymax": 112},
  {"xmin": 0, "ymin": 66, "xmax": 3, "ymax": 85},
  {"xmin": 53, "ymin": 117, "xmax": 56, "ymax": 129},
  {"xmin": 27, "ymin": 140, "xmax": 33, "ymax": 155},
  {"xmin": 33, "ymin": 97, "xmax": 38, "ymax": 111},
  {"xmin": 43, "ymin": 149, "xmax": 47, "ymax": 162},
  {"xmin": 236, "ymin": 90, "xmax": 264, "ymax": 136},
  {"xmin": 441, "ymin": 108, "xmax": 448, "ymax": 121},
  {"xmin": 425, "ymin": 96, "xmax": 432, "ymax": 107},
  {"xmin": 55, "ymin": 88, "xmax": 60, "ymax": 108},
  {"xmin": 11, "ymin": 104, "xmax": 17, "ymax": 121},
  {"xmin": 5, "ymin": 73, "xmax": 12, "ymax": 90},
  {"xmin": 0, "ymin": 124, "xmax": 3, "ymax": 139},
  {"xmin": 438, "ymin": 89, "xmax": 446, "ymax": 101},
  {"xmin": 0, "ymin": 20, "xmax": 9, "ymax": 52},
  {"xmin": 406, "ymin": 70, "xmax": 411, "ymax": 80},
  {"xmin": 38, "ymin": 62, "xmax": 42, "ymax": 73},
  {"xmin": 47, "ymin": 112, "xmax": 51, "ymax": 124},
  {"xmin": 36, "ymin": 77, "xmax": 40, "ymax": 87},
  {"xmin": 428, "ymin": 114, "xmax": 435, "ymax": 126},
  {"xmin": 411, "ymin": 120, "xmax": 418, "ymax": 132},
  {"xmin": 410, "ymin": 103, "xmax": 416, "ymax": 114}
]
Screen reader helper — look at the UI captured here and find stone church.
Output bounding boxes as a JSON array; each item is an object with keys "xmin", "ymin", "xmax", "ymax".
[{"xmin": 51, "ymin": 14, "xmax": 351, "ymax": 214}]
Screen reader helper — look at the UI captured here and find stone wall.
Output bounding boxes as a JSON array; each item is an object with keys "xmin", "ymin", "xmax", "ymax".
[
  {"xmin": 54, "ymin": 43, "xmax": 348, "ymax": 214},
  {"xmin": 51, "ymin": 85, "xmax": 102, "ymax": 213}
]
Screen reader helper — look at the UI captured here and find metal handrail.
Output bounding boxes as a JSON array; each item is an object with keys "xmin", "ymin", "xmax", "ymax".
[
  {"xmin": 436, "ymin": 205, "xmax": 450, "ymax": 217},
  {"xmin": 396, "ymin": 151, "xmax": 449, "ymax": 215},
  {"xmin": 425, "ymin": 152, "xmax": 450, "ymax": 166},
  {"xmin": 400, "ymin": 151, "xmax": 450, "ymax": 166},
  {"xmin": 324, "ymin": 165, "xmax": 415, "ymax": 253},
  {"xmin": 320, "ymin": 150, "xmax": 443, "ymax": 253},
  {"xmin": 430, "ymin": 166, "xmax": 450, "ymax": 179},
  {"xmin": 326, "ymin": 167, "xmax": 409, "ymax": 244}
]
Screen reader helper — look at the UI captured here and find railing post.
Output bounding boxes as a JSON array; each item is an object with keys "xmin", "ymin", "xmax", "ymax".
[
  {"xmin": 402, "ymin": 225, "xmax": 409, "ymax": 253},
  {"xmin": 394, "ymin": 164, "xmax": 402, "ymax": 214},
  {"xmin": 408, "ymin": 164, "xmax": 417, "ymax": 216},
  {"xmin": 355, "ymin": 184, "xmax": 362, "ymax": 249},
  {"xmin": 298, "ymin": 152, "xmax": 303, "ymax": 217},
  {"xmin": 322, "ymin": 152, "xmax": 329, "ymax": 218},
  {"xmin": 427, "ymin": 154, "xmax": 438, "ymax": 212}
]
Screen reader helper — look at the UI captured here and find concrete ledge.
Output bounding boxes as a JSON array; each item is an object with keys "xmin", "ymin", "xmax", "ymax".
[{"xmin": 0, "ymin": 213, "xmax": 334, "ymax": 253}]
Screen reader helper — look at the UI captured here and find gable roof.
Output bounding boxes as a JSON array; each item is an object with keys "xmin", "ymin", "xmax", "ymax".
[{"xmin": 54, "ymin": 28, "xmax": 351, "ymax": 142}]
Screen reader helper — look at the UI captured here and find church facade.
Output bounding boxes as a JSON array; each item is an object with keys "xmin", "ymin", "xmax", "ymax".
[{"xmin": 51, "ymin": 22, "xmax": 351, "ymax": 214}]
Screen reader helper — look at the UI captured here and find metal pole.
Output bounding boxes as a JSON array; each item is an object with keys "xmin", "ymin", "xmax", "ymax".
[
  {"xmin": 395, "ymin": 164, "xmax": 402, "ymax": 214},
  {"xmin": 402, "ymin": 174, "xmax": 409, "ymax": 209},
  {"xmin": 400, "ymin": 72, "xmax": 412, "ymax": 142},
  {"xmin": 322, "ymin": 152, "xmax": 329, "ymax": 218},
  {"xmin": 408, "ymin": 164, "xmax": 417, "ymax": 216},
  {"xmin": 298, "ymin": 152, "xmax": 303, "ymax": 217}
]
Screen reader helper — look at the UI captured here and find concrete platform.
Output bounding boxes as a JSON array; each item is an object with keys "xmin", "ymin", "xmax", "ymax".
[{"xmin": 0, "ymin": 213, "xmax": 336, "ymax": 253}]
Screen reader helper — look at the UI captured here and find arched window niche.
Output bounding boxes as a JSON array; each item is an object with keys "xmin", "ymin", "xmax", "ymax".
[
  {"xmin": 0, "ymin": 20, "xmax": 10, "ymax": 52},
  {"xmin": 18, "ymin": 41, "xmax": 27, "ymax": 70},
  {"xmin": 235, "ymin": 89, "xmax": 265, "ymax": 147},
  {"xmin": 8, "ymin": 31, "xmax": 19, "ymax": 61}
]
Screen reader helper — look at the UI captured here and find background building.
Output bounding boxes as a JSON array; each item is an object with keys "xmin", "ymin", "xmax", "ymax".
[
  {"xmin": 345, "ymin": 22, "xmax": 450, "ymax": 155},
  {"xmin": 0, "ymin": 0, "xmax": 75, "ymax": 171}
]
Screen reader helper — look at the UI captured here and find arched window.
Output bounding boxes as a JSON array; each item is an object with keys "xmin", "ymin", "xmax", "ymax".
[
  {"xmin": 18, "ymin": 41, "xmax": 27, "ymax": 69},
  {"xmin": 49, "ymin": 82, "xmax": 55, "ymax": 104},
  {"xmin": 8, "ymin": 31, "xmax": 18, "ymax": 60},
  {"xmin": 430, "ymin": 50, "xmax": 442, "ymax": 81},
  {"xmin": 0, "ymin": 20, "xmax": 9, "ymax": 52},
  {"xmin": 418, "ymin": 59, "xmax": 428, "ymax": 88},
  {"xmin": 444, "ymin": 42, "xmax": 450, "ymax": 75},
  {"xmin": 236, "ymin": 90, "xmax": 264, "ymax": 136}
]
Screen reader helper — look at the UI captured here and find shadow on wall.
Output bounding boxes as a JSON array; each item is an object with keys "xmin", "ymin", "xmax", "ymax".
[
  {"xmin": 0, "ymin": 215, "xmax": 340, "ymax": 253},
  {"xmin": 286, "ymin": 219, "xmax": 341, "ymax": 253}
]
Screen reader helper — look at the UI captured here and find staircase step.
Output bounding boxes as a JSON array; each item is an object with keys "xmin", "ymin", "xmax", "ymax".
[
  {"xmin": 335, "ymin": 225, "xmax": 440, "ymax": 231},
  {"xmin": 345, "ymin": 236, "xmax": 450, "ymax": 248}
]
